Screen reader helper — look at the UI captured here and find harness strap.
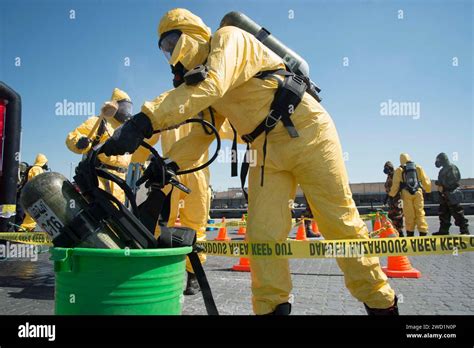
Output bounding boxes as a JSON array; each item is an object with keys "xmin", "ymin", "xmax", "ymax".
[
  {"xmin": 91, "ymin": 118, "xmax": 106, "ymax": 148},
  {"xmin": 239, "ymin": 69, "xmax": 307, "ymax": 197},
  {"xmin": 230, "ymin": 123, "xmax": 238, "ymax": 177},
  {"xmin": 188, "ymin": 251, "xmax": 219, "ymax": 315},
  {"xmin": 240, "ymin": 143, "xmax": 251, "ymax": 201}
]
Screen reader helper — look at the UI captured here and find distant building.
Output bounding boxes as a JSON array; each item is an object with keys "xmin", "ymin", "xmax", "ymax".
[{"xmin": 210, "ymin": 179, "xmax": 474, "ymax": 217}]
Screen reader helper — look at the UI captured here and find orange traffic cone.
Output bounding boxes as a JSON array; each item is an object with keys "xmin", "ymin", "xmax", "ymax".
[
  {"xmin": 311, "ymin": 220, "xmax": 320, "ymax": 234},
  {"xmin": 373, "ymin": 214, "xmax": 381, "ymax": 232},
  {"xmin": 378, "ymin": 220, "xmax": 399, "ymax": 238},
  {"xmin": 295, "ymin": 220, "xmax": 307, "ymax": 241},
  {"xmin": 237, "ymin": 215, "xmax": 246, "ymax": 235},
  {"xmin": 380, "ymin": 217, "xmax": 421, "ymax": 278},
  {"xmin": 215, "ymin": 217, "xmax": 230, "ymax": 241},
  {"xmin": 232, "ymin": 257, "xmax": 251, "ymax": 272},
  {"xmin": 383, "ymin": 256, "xmax": 421, "ymax": 278}
]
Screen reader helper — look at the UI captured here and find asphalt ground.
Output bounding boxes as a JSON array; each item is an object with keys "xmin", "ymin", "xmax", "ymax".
[{"xmin": 0, "ymin": 216, "xmax": 472, "ymax": 315}]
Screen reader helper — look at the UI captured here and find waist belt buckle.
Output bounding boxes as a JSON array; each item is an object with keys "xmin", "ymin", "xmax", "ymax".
[{"xmin": 265, "ymin": 110, "xmax": 282, "ymax": 129}]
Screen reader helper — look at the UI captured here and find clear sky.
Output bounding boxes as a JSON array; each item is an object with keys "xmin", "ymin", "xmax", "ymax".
[{"xmin": 1, "ymin": 0, "xmax": 472, "ymax": 191}]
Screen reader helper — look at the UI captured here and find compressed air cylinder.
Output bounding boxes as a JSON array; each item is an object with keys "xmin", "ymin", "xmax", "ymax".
[
  {"xmin": 20, "ymin": 172, "xmax": 124, "ymax": 249},
  {"xmin": 219, "ymin": 11, "xmax": 310, "ymax": 77}
]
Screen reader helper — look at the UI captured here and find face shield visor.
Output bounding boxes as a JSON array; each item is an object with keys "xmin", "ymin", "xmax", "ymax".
[{"xmin": 158, "ymin": 30, "xmax": 182, "ymax": 63}]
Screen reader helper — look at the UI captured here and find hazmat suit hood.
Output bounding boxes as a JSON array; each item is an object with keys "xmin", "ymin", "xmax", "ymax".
[
  {"xmin": 400, "ymin": 153, "xmax": 411, "ymax": 166},
  {"xmin": 33, "ymin": 153, "xmax": 48, "ymax": 169},
  {"xmin": 110, "ymin": 88, "xmax": 133, "ymax": 124},
  {"xmin": 158, "ymin": 8, "xmax": 211, "ymax": 70},
  {"xmin": 435, "ymin": 152, "xmax": 449, "ymax": 168},
  {"xmin": 34, "ymin": 153, "xmax": 48, "ymax": 167},
  {"xmin": 111, "ymin": 88, "xmax": 131, "ymax": 102}
]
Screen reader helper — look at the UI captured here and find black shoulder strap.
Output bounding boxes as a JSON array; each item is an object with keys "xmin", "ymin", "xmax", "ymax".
[
  {"xmin": 240, "ymin": 143, "xmax": 251, "ymax": 201},
  {"xmin": 188, "ymin": 251, "xmax": 219, "ymax": 315},
  {"xmin": 91, "ymin": 118, "xmax": 107, "ymax": 148},
  {"xmin": 230, "ymin": 123, "xmax": 238, "ymax": 177}
]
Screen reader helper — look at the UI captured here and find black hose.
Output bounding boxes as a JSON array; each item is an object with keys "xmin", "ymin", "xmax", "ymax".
[
  {"xmin": 148, "ymin": 118, "xmax": 221, "ymax": 175},
  {"xmin": 86, "ymin": 118, "xmax": 220, "ymax": 218},
  {"xmin": 88, "ymin": 149, "xmax": 141, "ymax": 217},
  {"xmin": 96, "ymin": 168, "xmax": 139, "ymax": 215}
]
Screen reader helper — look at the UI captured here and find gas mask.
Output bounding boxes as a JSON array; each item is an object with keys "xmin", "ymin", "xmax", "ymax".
[
  {"xmin": 171, "ymin": 62, "xmax": 187, "ymax": 87},
  {"xmin": 114, "ymin": 100, "xmax": 133, "ymax": 123}
]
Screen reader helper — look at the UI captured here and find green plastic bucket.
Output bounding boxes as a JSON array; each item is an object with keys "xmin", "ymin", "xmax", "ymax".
[{"xmin": 51, "ymin": 247, "xmax": 192, "ymax": 315}]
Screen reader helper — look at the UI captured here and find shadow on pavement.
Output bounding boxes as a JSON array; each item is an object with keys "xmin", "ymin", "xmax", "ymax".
[{"xmin": 8, "ymin": 284, "xmax": 54, "ymax": 300}]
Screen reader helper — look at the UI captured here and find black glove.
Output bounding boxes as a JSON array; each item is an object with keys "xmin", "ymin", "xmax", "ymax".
[
  {"xmin": 136, "ymin": 157, "xmax": 179, "ymax": 189},
  {"xmin": 76, "ymin": 136, "xmax": 91, "ymax": 150},
  {"xmin": 101, "ymin": 112, "xmax": 153, "ymax": 156}
]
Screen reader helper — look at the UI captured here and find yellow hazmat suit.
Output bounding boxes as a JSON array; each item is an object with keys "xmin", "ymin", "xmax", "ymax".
[
  {"xmin": 142, "ymin": 8, "xmax": 395, "ymax": 314},
  {"xmin": 389, "ymin": 153, "xmax": 431, "ymax": 235},
  {"xmin": 66, "ymin": 89, "xmax": 132, "ymax": 203},
  {"xmin": 20, "ymin": 153, "xmax": 48, "ymax": 231}
]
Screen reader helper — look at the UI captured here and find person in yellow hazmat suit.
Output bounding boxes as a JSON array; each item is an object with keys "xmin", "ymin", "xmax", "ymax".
[
  {"xmin": 66, "ymin": 88, "xmax": 133, "ymax": 203},
  {"xmin": 19, "ymin": 153, "xmax": 49, "ymax": 231},
  {"xmin": 389, "ymin": 153, "xmax": 431, "ymax": 237},
  {"xmin": 102, "ymin": 8, "xmax": 398, "ymax": 315}
]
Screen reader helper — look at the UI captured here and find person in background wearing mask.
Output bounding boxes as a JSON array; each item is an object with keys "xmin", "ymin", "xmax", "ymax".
[
  {"xmin": 383, "ymin": 161, "xmax": 404, "ymax": 236},
  {"xmin": 19, "ymin": 153, "xmax": 49, "ymax": 231},
  {"xmin": 389, "ymin": 153, "xmax": 431, "ymax": 237},
  {"xmin": 66, "ymin": 88, "xmax": 133, "ymax": 203},
  {"xmin": 433, "ymin": 153, "xmax": 470, "ymax": 235}
]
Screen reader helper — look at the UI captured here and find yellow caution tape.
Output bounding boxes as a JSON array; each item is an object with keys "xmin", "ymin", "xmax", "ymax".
[
  {"xmin": 197, "ymin": 236, "xmax": 474, "ymax": 258},
  {"xmin": 206, "ymin": 220, "xmax": 247, "ymax": 228},
  {"xmin": 1, "ymin": 232, "xmax": 472, "ymax": 259},
  {"xmin": 0, "ymin": 232, "xmax": 53, "ymax": 245}
]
